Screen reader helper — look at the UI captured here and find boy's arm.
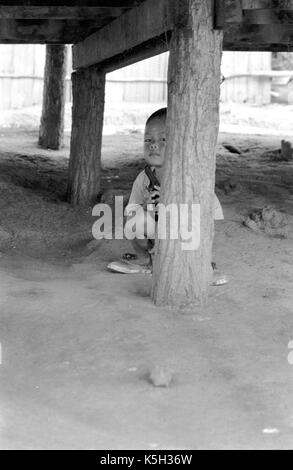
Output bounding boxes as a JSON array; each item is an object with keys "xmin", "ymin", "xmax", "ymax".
[{"xmin": 125, "ymin": 171, "xmax": 148, "ymax": 216}]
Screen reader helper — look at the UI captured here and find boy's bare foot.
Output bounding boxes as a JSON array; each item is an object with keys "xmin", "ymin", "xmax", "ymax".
[
  {"xmin": 134, "ymin": 256, "xmax": 152, "ymax": 267},
  {"xmin": 121, "ymin": 253, "xmax": 151, "ymax": 267},
  {"xmin": 122, "ymin": 253, "xmax": 138, "ymax": 261}
]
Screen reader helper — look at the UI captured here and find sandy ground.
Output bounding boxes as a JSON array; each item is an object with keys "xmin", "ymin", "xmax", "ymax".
[{"xmin": 1, "ymin": 111, "xmax": 293, "ymax": 449}]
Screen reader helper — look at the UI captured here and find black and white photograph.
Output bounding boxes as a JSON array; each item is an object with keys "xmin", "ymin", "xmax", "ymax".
[{"xmin": 0, "ymin": 0, "xmax": 293, "ymax": 452}]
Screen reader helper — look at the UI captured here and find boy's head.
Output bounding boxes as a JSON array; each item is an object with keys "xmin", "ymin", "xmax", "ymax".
[{"xmin": 144, "ymin": 108, "xmax": 167, "ymax": 168}]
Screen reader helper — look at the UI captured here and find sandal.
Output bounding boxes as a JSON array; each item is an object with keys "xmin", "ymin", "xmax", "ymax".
[{"xmin": 108, "ymin": 261, "xmax": 152, "ymax": 275}]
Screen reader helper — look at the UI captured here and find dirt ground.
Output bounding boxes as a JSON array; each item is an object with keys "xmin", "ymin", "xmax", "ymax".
[{"xmin": 1, "ymin": 113, "xmax": 293, "ymax": 449}]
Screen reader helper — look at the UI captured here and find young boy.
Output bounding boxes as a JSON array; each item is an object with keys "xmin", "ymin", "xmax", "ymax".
[{"xmin": 124, "ymin": 108, "xmax": 224, "ymax": 266}]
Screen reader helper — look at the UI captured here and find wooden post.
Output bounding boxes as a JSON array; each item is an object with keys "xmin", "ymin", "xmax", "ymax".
[
  {"xmin": 152, "ymin": 0, "xmax": 223, "ymax": 308},
  {"xmin": 67, "ymin": 66, "xmax": 105, "ymax": 206},
  {"xmin": 39, "ymin": 45, "xmax": 68, "ymax": 150}
]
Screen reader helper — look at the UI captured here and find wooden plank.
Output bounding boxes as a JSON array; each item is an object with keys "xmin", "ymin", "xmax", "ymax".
[
  {"xmin": 224, "ymin": 1, "xmax": 293, "ymax": 24},
  {"xmin": 242, "ymin": 0, "xmax": 293, "ymax": 8},
  {"xmin": 224, "ymin": 45, "xmax": 293, "ymax": 51},
  {"xmin": 225, "ymin": 0, "xmax": 243, "ymax": 23},
  {"xmin": 1, "ymin": 3, "xmax": 293, "ymax": 50},
  {"xmin": 214, "ymin": 0, "xmax": 243, "ymax": 27},
  {"xmin": 226, "ymin": 9, "xmax": 293, "ymax": 24},
  {"xmin": 72, "ymin": 0, "xmax": 187, "ymax": 69},
  {"xmin": 224, "ymin": 23, "xmax": 293, "ymax": 50},
  {"xmin": 0, "ymin": 19, "xmax": 115, "ymax": 43},
  {"xmin": 97, "ymin": 33, "xmax": 171, "ymax": 73},
  {"xmin": 0, "ymin": 6, "xmax": 129, "ymax": 18},
  {"xmin": 1, "ymin": 21, "xmax": 293, "ymax": 51},
  {"xmin": 217, "ymin": 0, "xmax": 293, "ymax": 26},
  {"xmin": 0, "ymin": 1, "xmax": 142, "ymax": 6}
]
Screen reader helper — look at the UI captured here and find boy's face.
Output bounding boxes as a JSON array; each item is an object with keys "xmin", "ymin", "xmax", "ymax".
[{"xmin": 144, "ymin": 116, "xmax": 166, "ymax": 168}]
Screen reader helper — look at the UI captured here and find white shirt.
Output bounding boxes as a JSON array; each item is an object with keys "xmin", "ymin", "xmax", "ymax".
[{"xmin": 125, "ymin": 169, "xmax": 224, "ymax": 220}]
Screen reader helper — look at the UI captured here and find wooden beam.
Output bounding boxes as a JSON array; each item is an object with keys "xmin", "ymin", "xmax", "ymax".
[
  {"xmin": 224, "ymin": 8, "xmax": 293, "ymax": 24},
  {"xmin": 0, "ymin": 6, "xmax": 129, "ymax": 19},
  {"xmin": 224, "ymin": 23, "xmax": 293, "ymax": 50},
  {"xmin": 1, "ymin": 19, "xmax": 293, "ymax": 50},
  {"xmin": 6, "ymin": 0, "xmax": 293, "ymax": 9},
  {"xmin": 224, "ymin": 44, "xmax": 293, "ymax": 51},
  {"xmin": 72, "ymin": 0, "xmax": 187, "ymax": 69},
  {"xmin": 242, "ymin": 9, "xmax": 293, "ymax": 24},
  {"xmin": 223, "ymin": 0, "xmax": 293, "ymax": 24},
  {"xmin": 0, "ymin": 1, "xmax": 142, "ymax": 6},
  {"xmin": 0, "ymin": 19, "xmax": 113, "ymax": 43},
  {"xmin": 101, "ymin": 33, "xmax": 171, "ymax": 73},
  {"xmin": 214, "ymin": 0, "xmax": 243, "ymax": 29},
  {"xmin": 1, "ymin": 1, "xmax": 293, "ymax": 49},
  {"xmin": 242, "ymin": 0, "xmax": 293, "ymax": 8},
  {"xmin": 225, "ymin": 0, "xmax": 243, "ymax": 22}
]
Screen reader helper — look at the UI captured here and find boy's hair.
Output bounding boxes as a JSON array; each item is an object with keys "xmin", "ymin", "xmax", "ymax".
[{"xmin": 146, "ymin": 107, "xmax": 167, "ymax": 125}]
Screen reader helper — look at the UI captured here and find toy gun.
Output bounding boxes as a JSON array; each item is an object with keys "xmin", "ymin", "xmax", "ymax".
[
  {"xmin": 145, "ymin": 165, "xmax": 160, "ymax": 191},
  {"xmin": 145, "ymin": 165, "xmax": 160, "ymax": 219}
]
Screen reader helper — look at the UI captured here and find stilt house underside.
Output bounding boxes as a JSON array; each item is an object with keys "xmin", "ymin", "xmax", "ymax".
[
  {"xmin": 0, "ymin": 1, "xmax": 293, "ymax": 60},
  {"xmin": 1, "ymin": 1, "xmax": 292, "ymax": 307}
]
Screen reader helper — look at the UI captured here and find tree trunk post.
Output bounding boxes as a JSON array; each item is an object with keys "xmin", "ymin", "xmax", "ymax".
[
  {"xmin": 67, "ymin": 66, "xmax": 105, "ymax": 206},
  {"xmin": 39, "ymin": 45, "xmax": 68, "ymax": 150},
  {"xmin": 152, "ymin": 0, "xmax": 223, "ymax": 308}
]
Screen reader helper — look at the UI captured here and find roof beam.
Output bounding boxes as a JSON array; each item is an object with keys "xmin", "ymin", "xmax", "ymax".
[
  {"xmin": 225, "ymin": 0, "xmax": 243, "ymax": 22},
  {"xmin": 96, "ymin": 32, "xmax": 171, "ymax": 73},
  {"xmin": 241, "ymin": 9, "xmax": 293, "ymax": 24},
  {"xmin": 224, "ymin": 23, "xmax": 293, "ymax": 50},
  {"xmin": 72, "ymin": 0, "xmax": 293, "ymax": 70},
  {"xmin": 214, "ymin": 0, "xmax": 243, "ymax": 29},
  {"xmin": 242, "ymin": 1, "xmax": 293, "ymax": 8},
  {"xmin": 72, "ymin": 0, "xmax": 187, "ymax": 69},
  {"xmin": 0, "ymin": 18, "xmax": 113, "ymax": 43},
  {"xmin": 0, "ymin": 6, "xmax": 129, "ymax": 19},
  {"xmin": 220, "ymin": 0, "xmax": 293, "ymax": 24},
  {"xmin": 0, "ymin": 1, "xmax": 141, "ymax": 6}
]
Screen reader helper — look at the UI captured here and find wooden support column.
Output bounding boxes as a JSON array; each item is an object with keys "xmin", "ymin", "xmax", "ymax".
[
  {"xmin": 67, "ymin": 66, "xmax": 105, "ymax": 206},
  {"xmin": 152, "ymin": 0, "xmax": 223, "ymax": 308},
  {"xmin": 39, "ymin": 45, "xmax": 67, "ymax": 150}
]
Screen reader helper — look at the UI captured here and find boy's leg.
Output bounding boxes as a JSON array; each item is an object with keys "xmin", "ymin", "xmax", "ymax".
[
  {"xmin": 124, "ymin": 210, "xmax": 156, "ymax": 265},
  {"xmin": 130, "ymin": 239, "xmax": 151, "ymax": 265}
]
